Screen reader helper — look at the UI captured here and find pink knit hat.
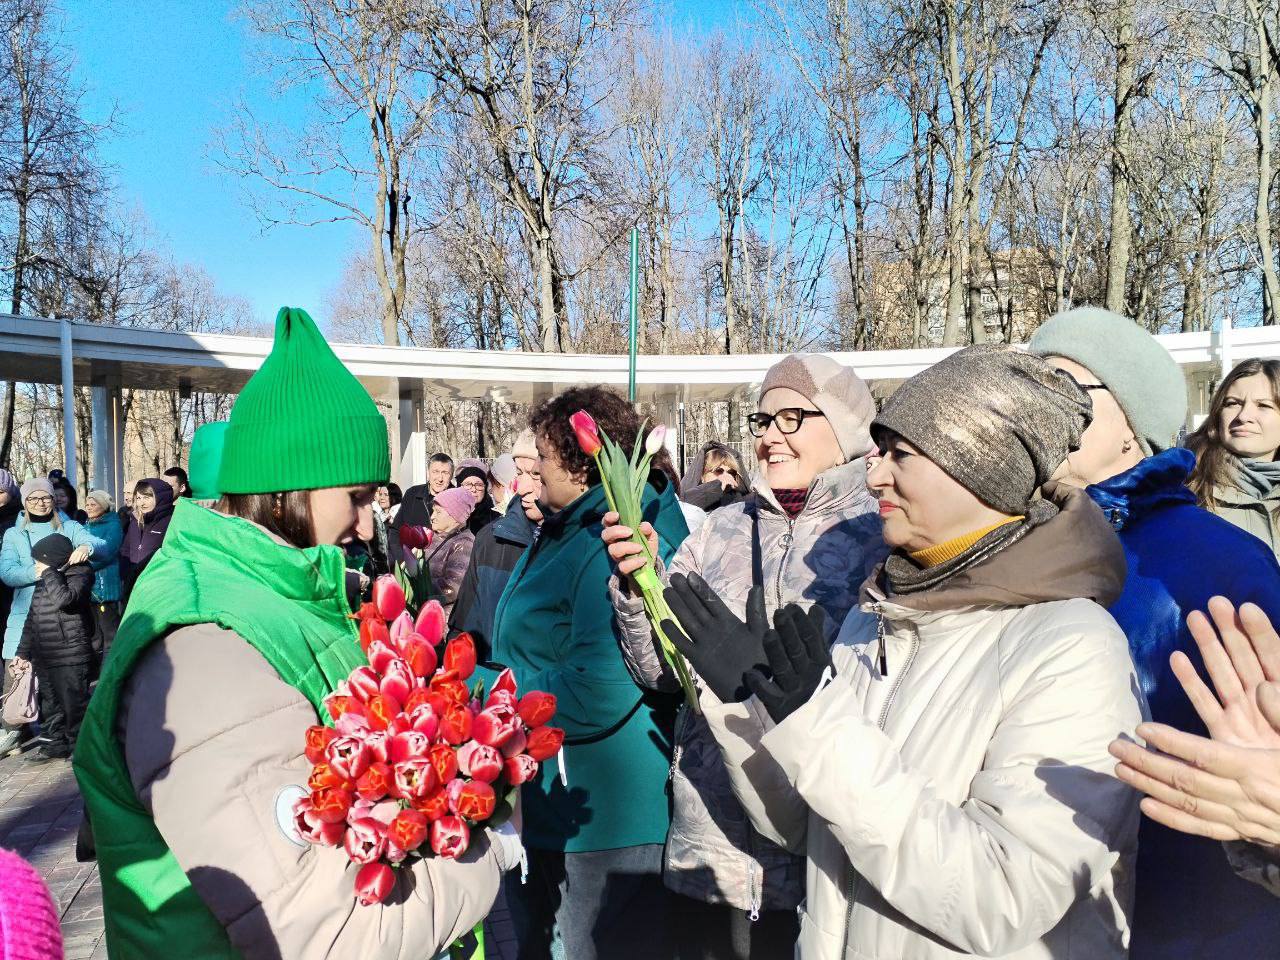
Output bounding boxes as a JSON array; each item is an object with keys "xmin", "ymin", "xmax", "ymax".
[
  {"xmin": 0, "ymin": 847, "xmax": 63, "ymax": 960},
  {"xmin": 434, "ymin": 486, "xmax": 476, "ymax": 525}
]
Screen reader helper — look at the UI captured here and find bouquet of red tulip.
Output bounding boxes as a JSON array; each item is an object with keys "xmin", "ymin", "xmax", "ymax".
[
  {"xmin": 570, "ymin": 410, "xmax": 699, "ymax": 712},
  {"xmin": 296, "ymin": 576, "xmax": 563, "ymax": 906}
]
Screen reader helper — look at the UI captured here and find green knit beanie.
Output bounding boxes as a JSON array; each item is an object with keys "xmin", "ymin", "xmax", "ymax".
[
  {"xmin": 187, "ymin": 421, "xmax": 229, "ymax": 501},
  {"xmin": 1028, "ymin": 307, "xmax": 1187, "ymax": 454},
  {"xmin": 218, "ymin": 307, "xmax": 390, "ymax": 494}
]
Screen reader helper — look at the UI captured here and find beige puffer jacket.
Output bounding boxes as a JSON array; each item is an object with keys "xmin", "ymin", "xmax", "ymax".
[
  {"xmin": 119, "ymin": 622, "xmax": 516, "ymax": 959},
  {"xmin": 702, "ymin": 486, "xmax": 1146, "ymax": 959},
  {"xmin": 609, "ymin": 459, "xmax": 886, "ymax": 913}
]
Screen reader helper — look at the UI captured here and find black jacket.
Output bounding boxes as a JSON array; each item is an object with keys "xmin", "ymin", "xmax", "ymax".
[
  {"xmin": 448, "ymin": 505, "xmax": 538, "ymax": 659},
  {"xmin": 17, "ymin": 562, "xmax": 95, "ymax": 666}
]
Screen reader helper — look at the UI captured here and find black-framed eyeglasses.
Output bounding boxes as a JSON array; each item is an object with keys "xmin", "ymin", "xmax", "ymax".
[{"xmin": 747, "ymin": 408, "xmax": 826, "ymax": 438}]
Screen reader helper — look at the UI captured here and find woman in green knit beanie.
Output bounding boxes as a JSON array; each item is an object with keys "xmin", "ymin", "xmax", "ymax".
[{"xmin": 74, "ymin": 308, "xmax": 515, "ymax": 960}]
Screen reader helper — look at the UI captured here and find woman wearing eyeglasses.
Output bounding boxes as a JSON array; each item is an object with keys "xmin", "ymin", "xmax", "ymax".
[{"xmin": 601, "ymin": 354, "xmax": 887, "ymax": 960}]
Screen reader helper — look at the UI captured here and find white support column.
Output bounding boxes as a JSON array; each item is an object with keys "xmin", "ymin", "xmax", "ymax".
[
  {"xmin": 1220, "ymin": 313, "xmax": 1234, "ymax": 382},
  {"xmin": 399, "ymin": 382, "xmax": 426, "ymax": 489},
  {"xmin": 91, "ymin": 373, "xmax": 124, "ymax": 502},
  {"xmin": 59, "ymin": 318, "xmax": 77, "ymax": 482}
]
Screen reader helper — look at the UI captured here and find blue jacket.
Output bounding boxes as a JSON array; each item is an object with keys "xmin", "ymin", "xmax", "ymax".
[
  {"xmin": 84, "ymin": 513, "xmax": 124, "ymax": 603},
  {"xmin": 0, "ymin": 513, "xmax": 108, "ymax": 658},
  {"xmin": 1087, "ymin": 449, "xmax": 1280, "ymax": 958}
]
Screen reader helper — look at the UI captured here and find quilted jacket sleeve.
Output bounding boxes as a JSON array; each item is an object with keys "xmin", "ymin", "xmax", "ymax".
[
  {"xmin": 761, "ymin": 602, "xmax": 1143, "ymax": 956},
  {"xmin": 121, "ymin": 624, "xmax": 510, "ymax": 960},
  {"xmin": 1225, "ymin": 841, "xmax": 1280, "ymax": 898}
]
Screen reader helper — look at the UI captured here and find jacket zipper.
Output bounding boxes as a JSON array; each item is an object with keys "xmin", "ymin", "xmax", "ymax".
[
  {"xmin": 773, "ymin": 518, "xmax": 795, "ymax": 610},
  {"xmin": 841, "ymin": 620, "xmax": 920, "ymax": 958}
]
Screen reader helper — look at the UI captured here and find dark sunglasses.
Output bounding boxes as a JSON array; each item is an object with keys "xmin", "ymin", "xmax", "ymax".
[{"xmin": 747, "ymin": 408, "xmax": 826, "ymax": 438}]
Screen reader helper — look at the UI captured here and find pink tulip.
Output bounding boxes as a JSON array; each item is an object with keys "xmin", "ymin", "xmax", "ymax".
[
  {"xmin": 499, "ymin": 728, "xmax": 527, "ymax": 759},
  {"xmin": 291, "ymin": 795, "xmax": 346, "ymax": 845},
  {"xmin": 570, "ymin": 410, "xmax": 602, "ymax": 457},
  {"xmin": 407, "ymin": 703, "xmax": 439, "ymax": 739},
  {"xmin": 354, "ymin": 861, "xmax": 395, "ymax": 906},
  {"xmin": 504, "ymin": 753, "xmax": 540, "ymax": 786},
  {"xmin": 373, "ymin": 575, "xmax": 406, "ymax": 621},
  {"xmin": 326, "ymin": 736, "xmax": 372, "ymax": 783},
  {"xmin": 415, "ymin": 600, "xmax": 447, "ymax": 645},
  {"xmin": 392, "ymin": 759, "xmax": 439, "ymax": 801},
  {"xmin": 367, "ymin": 640, "xmax": 398, "ymax": 675},
  {"xmin": 485, "ymin": 688, "xmax": 518, "ymax": 712},
  {"xmin": 347, "ymin": 666, "xmax": 381, "ymax": 704},
  {"xmin": 343, "ymin": 817, "xmax": 387, "ymax": 864},
  {"xmin": 388, "ymin": 730, "xmax": 432, "ymax": 764},
  {"xmin": 389, "ymin": 611, "xmax": 414, "ymax": 647},
  {"xmin": 456, "ymin": 741, "xmax": 503, "ymax": 783},
  {"xmin": 430, "ymin": 815, "xmax": 471, "ymax": 860},
  {"xmin": 472, "ymin": 703, "xmax": 521, "ymax": 749},
  {"xmin": 380, "ymin": 658, "xmax": 415, "ymax": 705},
  {"xmin": 491, "ymin": 668, "xmax": 518, "ymax": 697},
  {"xmin": 645, "ymin": 424, "xmax": 667, "ymax": 456}
]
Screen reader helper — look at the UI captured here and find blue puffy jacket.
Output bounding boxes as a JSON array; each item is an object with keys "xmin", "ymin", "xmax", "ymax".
[
  {"xmin": 1087, "ymin": 448, "xmax": 1280, "ymax": 957},
  {"xmin": 84, "ymin": 512, "xmax": 123, "ymax": 603}
]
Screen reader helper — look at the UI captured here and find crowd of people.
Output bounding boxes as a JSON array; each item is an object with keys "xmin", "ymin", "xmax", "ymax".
[{"xmin": 2, "ymin": 303, "xmax": 1280, "ymax": 959}]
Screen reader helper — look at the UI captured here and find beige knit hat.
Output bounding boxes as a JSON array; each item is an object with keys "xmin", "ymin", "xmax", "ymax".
[
  {"xmin": 758, "ymin": 354, "xmax": 876, "ymax": 462},
  {"xmin": 511, "ymin": 429, "xmax": 538, "ymax": 461}
]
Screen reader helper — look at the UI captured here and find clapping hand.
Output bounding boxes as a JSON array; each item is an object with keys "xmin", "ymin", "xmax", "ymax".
[
  {"xmin": 1110, "ymin": 597, "xmax": 1280, "ymax": 848},
  {"xmin": 660, "ymin": 575, "xmax": 769, "ymax": 703},
  {"xmin": 745, "ymin": 604, "xmax": 833, "ymax": 725}
]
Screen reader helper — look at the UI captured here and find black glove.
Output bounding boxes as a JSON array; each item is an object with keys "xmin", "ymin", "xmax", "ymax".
[
  {"xmin": 661, "ymin": 574, "xmax": 769, "ymax": 703},
  {"xmin": 745, "ymin": 603, "xmax": 833, "ymax": 724}
]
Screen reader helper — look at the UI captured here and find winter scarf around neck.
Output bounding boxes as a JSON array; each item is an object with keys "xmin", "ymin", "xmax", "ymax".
[
  {"xmin": 885, "ymin": 498, "xmax": 1055, "ymax": 595},
  {"xmin": 1234, "ymin": 456, "xmax": 1280, "ymax": 500},
  {"xmin": 772, "ymin": 488, "xmax": 808, "ymax": 518}
]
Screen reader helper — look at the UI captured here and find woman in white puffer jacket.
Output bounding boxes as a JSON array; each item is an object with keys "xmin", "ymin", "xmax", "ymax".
[{"xmin": 666, "ymin": 345, "xmax": 1146, "ymax": 959}]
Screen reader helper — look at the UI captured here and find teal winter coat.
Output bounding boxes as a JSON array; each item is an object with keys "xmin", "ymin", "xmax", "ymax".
[
  {"xmin": 0, "ymin": 512, "xmax": 108, "ymax": 658},
  {"xmin": 482, "ymin": 478, "xmax": 689, "ymax": 853},
  {"xmin": 84, "ymin": 513, "xmax": 124, "ymax": 603}
]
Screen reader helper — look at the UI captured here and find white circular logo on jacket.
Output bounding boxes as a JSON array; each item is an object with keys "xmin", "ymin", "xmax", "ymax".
[{"xmin": 274, "ymin": 785, "xmax": 308, "ymax": 847}]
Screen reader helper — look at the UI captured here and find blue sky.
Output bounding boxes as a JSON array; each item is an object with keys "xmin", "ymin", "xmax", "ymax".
[{"xmin": 60, "ymin": 0, "xmax": 749, "ymax": 329}]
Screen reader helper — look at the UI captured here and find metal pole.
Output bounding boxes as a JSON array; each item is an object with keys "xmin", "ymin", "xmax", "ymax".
[
  {"xmin": 628, "ymin": 227, "xmax": 639, "ymax": 403},
  {"xmin": 59, "ymin": 318, "xmax": 77, "ymax": 484}
]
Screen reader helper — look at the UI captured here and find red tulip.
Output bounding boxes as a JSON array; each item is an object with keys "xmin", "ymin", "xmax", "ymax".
[
  {"xmin": 402, "ymin": 687, "xmax": 432, "ymax": 714},
  {"xmin": 401, "ymin": 635, "xmax": 438, "ymax": 678},
  {"xmin": 388, "ymin": 730, "xmax": 432, "ymax": 764},
  {"xmin": 380, "ymin": 659, "xmax": 416, "ymax": 705},
  {"xmin": 443, "ymin": 634, "xmax": 477, "ymax": 680},
  {"xmin": 526, "ymin": 726, "xmax": 565, "ymax": 762},
  {"xmin": 308, "ymin": 762, "xmax": 352, "ymax": 792},
  {"xmin": 570, "ymin": 410, "xmax": 602, "ymax": 457},
  {"xmin": 358, "ymin": 618, "xmax": 389, "ymax": 654},
  {"xmin": 430, "ymin": 815, "xmax": 471, "ymax": 860},
  {"xmin": 310, "ymin": 787, "xmax": 353, "ymax": 824},
  {"xmin": 344, "ymin": 817, "xmax": 388, "ymax": 865},
  {"xmin": 424, "ymin": 690, "xmax": 450, "ymax": 717},
  {"xmin": 354, "ymin": 861, "xmax": 395, "ymax": 907},
  {"xmin": 473, "ymin": 704, "xmax": 521, "ymax": 749},
  {"xmin": 412, "ymin": 786, "xmax": 451, "ymax": 821},
  {"xmin": 388, "ymin": 808, "xmax": 430, "ymax": 853},
  {"xmin": 457, "ymin": 741, "xmax": 503, "ymax": 783},
  {"xmin": 326, "ymin": 736, "xmax": 372, "ymax": 782},
  {"xmin": 430, "ymin": 671, "xmax": 469, "ymax": 707},
  {"xmin": 304, "ymin": 725, "xmax": 338, "ymax": 765},
  {"xmin": 518, "ymin": 692, "xmax": 558, "ymax": 729},
  {"xmin": 325, "ymin": 693, "xmax": 364, "ymax": 723},
  {"xmin": 453, "ymin": 779, "xmax": 497, "ymax": 822},
  {"xmin": 504, "ymin": 753, "xmax": 540, "ymax": 786},
  {"xmin": 356, "ymin": 762, "xmax": 394, "ymax": 802},
  {"xmin": 373, "ymin": 575, "xmax": 407, "ymax": 621},
  {"xmin": 347, "ymin": 666, "xmax": 381, "ymax": 704},
  {"xmin": 355, "ymin": 601, "xmax": 379, "ymax": 622},
  {"xmin": 291, "ymin": 795, "xmax": 346, "ymax": 845},
  {"xmin": 399, "ymin": 524, "xmax": 427, "ymax": 551},
  {"xmin": 365, "ymin": 694, "xmax": 401, "ymax": 732},
  {"xmin": 392, "ymin": 759, "xmax": 439, "ymax": 801},
  {"xmin": 415, "ymin": 600, "xmax": 447, "ymax": 646},
  {"xmin": 439, "ymin": 704, "xmax": 473, "ymax": 745},
  {"xmin": 427, "ymin": 742, "xmax": 459, "ymax": 784},
  {"xmin": 491, "ymin": 668, "xmax": 518, "ymax": 698}
]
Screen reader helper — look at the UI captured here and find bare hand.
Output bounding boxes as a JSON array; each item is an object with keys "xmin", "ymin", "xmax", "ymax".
[
  {"xmin": 1110, "ymin": 597, "xmax": 1280, "ymax": 846},
  {"xmin": 600, "ymin": 511, "xmax": 658, "ymax": 579},
  {"xmin": 33, "ymin": 561, "xmax": 48, "ymax": 577},
  {"xmin": 68, "ymin": 545, "xmax": 91, "ymax": 565}
]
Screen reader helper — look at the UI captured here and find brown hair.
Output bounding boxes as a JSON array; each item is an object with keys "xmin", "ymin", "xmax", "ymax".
[
  {"xmin": 529, "ymin": 386, "xmax": 643, "ymax": 486},
  {"xmin": 1187, "ymin": 357, "xmax": 1280, "ymax": 510},
  {"xmin": 216, "ymin": 491, "xmax": 316, "ymax": 548}
]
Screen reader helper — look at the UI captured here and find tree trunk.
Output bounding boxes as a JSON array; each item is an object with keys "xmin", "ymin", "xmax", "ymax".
[
  {"xmin": 1105, "ymin": 0, "xmax": 1136, "ymax": 314},
  {"xmin": 1254, "ymin": 20, "xmax": 1280, "ymax": 324},
  {"xmin": 940, "ymin": 1, "xmax": 969, "ymax": 346}
]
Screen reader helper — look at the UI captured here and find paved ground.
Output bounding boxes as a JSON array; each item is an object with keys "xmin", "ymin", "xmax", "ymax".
[
  {"xmin": 0, "ymin": 750, "xmax": 105, "ymax": 959},
  {"xmin": 0, "ymin": 748, "xmax": 518, "ymax": 960}
]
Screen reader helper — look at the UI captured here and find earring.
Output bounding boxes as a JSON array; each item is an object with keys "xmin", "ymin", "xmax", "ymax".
[
  {"xmin": 273, "ymin": 493, "xmax": 284, "ymax": 521},
  {"xmin": 1122, "ymin": 439, "xmax": 1133, "ymax": 454}
]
